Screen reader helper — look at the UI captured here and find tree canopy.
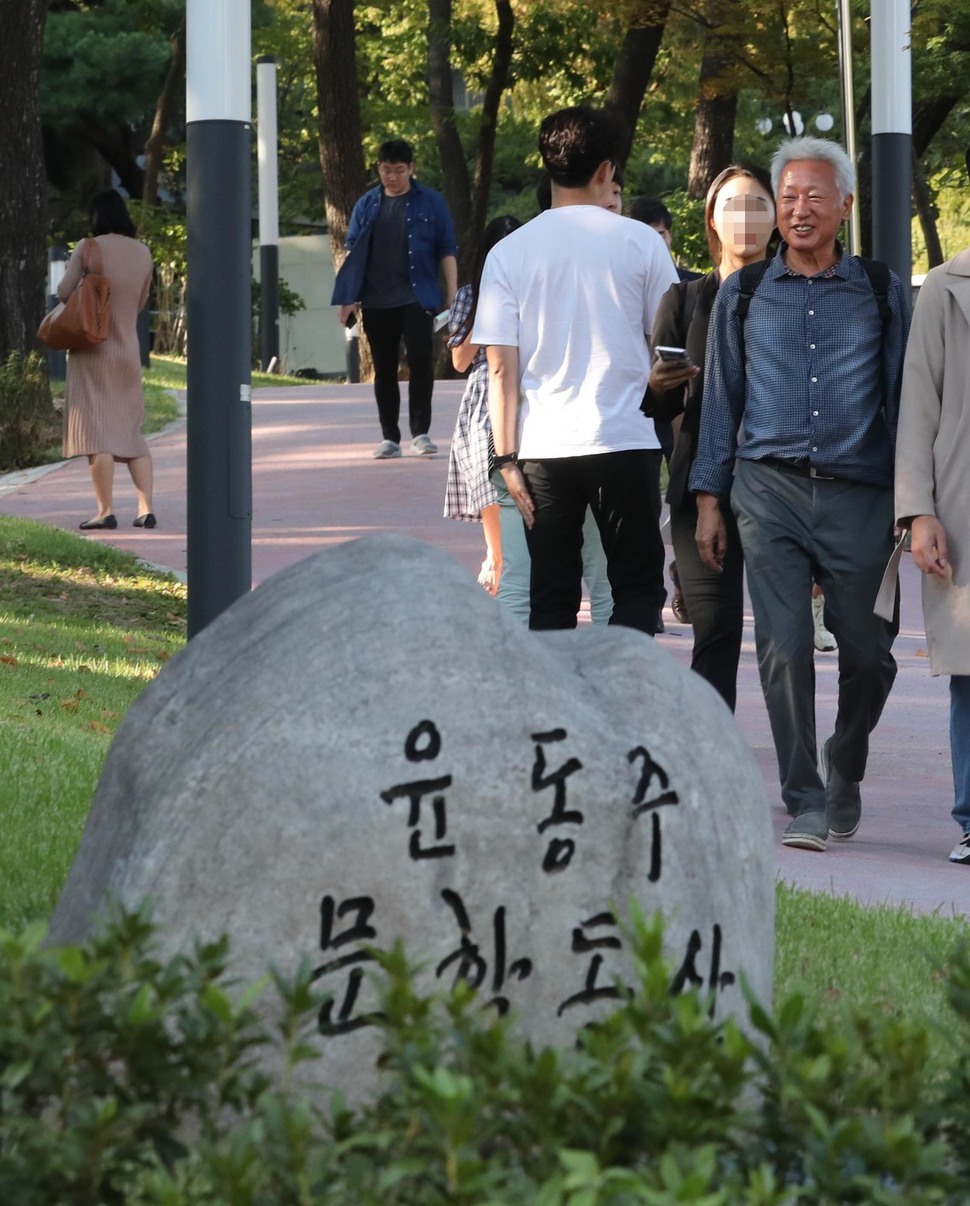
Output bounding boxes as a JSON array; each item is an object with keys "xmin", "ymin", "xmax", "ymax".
[{"xmin": 12, "ymin": 0, "xmax": 970, "ymax": 365}]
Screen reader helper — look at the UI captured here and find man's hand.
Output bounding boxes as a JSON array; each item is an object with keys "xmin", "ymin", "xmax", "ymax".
[
  {"xmin": 501, "ymin": 464, "xmax": 535, "ymax": 528},
  {"xmin": 695, "ymin": 492, "xmax": 727, "ymax": 572},
  {"xmin": 910, "ymin": 514, "xmax": 949, "ymax": 578},
  {"xmin": 338, "ymin": 303, "xmax": 360, "ymax": 327}
]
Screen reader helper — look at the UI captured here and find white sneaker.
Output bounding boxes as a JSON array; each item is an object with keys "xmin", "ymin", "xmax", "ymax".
[
  {"xmin": 411, "ymin": 434, "xmax": 438, "ymax": 456},
  {"xmin": 812, "ymin": 595, "xmax": 837, "ymax": 651},
  {"xmin": 372, "ymin": 439, "xmax": 402, "ymax": 459},
  {"xmin": 949, "ymin": 833, "xmax": 970, "ymax": 864}
]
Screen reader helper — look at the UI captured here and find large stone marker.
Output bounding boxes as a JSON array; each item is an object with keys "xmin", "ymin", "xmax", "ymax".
[{"xmin": 48, "ymin": 534, "xmax": 773, "ymax": 1097}]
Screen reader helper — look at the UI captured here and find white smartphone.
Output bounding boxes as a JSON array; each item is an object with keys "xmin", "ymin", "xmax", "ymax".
[{"xmin": 654, "ymin": 345, "xmax": 692, "ymax": 365}]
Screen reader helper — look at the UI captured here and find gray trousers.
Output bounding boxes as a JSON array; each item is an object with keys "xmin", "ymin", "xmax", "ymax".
[{"xmin": 731, "ymin": 459, "xmax": 898, "ymax": 817}]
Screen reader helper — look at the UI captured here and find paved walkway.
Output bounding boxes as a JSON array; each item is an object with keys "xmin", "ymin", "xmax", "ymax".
[{"xmin": 2, "ymin": 381, "xmax": 966, "ymax": 918}]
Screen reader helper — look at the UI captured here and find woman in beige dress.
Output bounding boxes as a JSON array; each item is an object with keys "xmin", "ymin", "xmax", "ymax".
[{"xmin": 60, "ymin": 189, "xmax": 156, "ymax": 530}]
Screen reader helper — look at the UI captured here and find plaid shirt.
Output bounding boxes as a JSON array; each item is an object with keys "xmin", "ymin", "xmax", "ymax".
[{"xmin": 444, "ymin": 285, "xmax": 496, "ymax": 520}]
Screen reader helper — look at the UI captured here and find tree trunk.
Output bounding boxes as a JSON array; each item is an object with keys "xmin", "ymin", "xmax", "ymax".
[
  {"xmin": 143, "ymin": 23, "xmax": 186, "ymax": 207},
  {"xmin": 912, "ymin": 96, "xmax": 959, "ymax": 159},
  {"xmin": 464, "ymin": 0, "xmax": 514, "ymax": 280},
  {"xmin": 312, "ymin": 0, "xmax": 372, "ymax": 379},
  {"xmin": 428, "ymin": 0, "xmax": 472, "ymax": 266},
  {"xmin": 78, "ymin": 120, "xmax": 146, "ymax": 198},
  {"xmin": 312, "ymin": 0, "xmax": 369, "ymax": 268},
  {"xmin": 912, "ymin": 145, "xmax": 944, "ymax": 269},
  {"xmin": 0, "ymin": 0, "xmax": 49, "ymax": 360},
  {"xmin": 604, "ymin": 0, "xmax": 672, "ymax": 171},
  {"xmin": 687, "ymin": 39, "xmax": 737, "ymax": 199}
]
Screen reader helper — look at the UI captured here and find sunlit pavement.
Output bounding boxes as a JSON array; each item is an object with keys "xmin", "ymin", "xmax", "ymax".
[{"xmin": 2, "ymin": 379, "xmax": 966, "ymax": 917}]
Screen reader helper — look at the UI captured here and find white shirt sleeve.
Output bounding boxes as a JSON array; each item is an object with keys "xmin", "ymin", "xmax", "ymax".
[
  {"xmin": 641, "ymin": 235, "xmax": 681, "ymax": 340},
  {"xmin": 471, "ymin": 248, "xmax": 520, "ymax": 348}
]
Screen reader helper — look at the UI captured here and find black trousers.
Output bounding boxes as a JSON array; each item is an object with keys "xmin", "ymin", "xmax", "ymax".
[
  {"xmin": 521, "ymin": 449, "xmax": 665, "ymax": 635},
  {"xmin": 669, "ymin": 491, "xmax": 744, "ymax": 712},
  {"xmin": 361, "ymin": 303, "xmax": 434, "ymax": 443}
]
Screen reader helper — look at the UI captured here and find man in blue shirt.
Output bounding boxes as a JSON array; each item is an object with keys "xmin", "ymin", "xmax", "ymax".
[
  {"xmin": 332, "ymin": 139, "xmax": 458, "ymax": 459},
  {"xmin": 689, "ymin": 136, "xmax": 908, "ymax": 853}
]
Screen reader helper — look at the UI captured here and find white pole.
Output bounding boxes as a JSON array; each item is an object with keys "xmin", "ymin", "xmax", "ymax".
[
  {"xmin": 256, "ymin": 56, "xmax": 280, "ymax": 372},
  {"xmin": 870, "ymin": 0, "xmax": 912, "ymax": 287},
  {"xmin": 836, "ymin": 0, "xmax": 861, "ymax": 255}
]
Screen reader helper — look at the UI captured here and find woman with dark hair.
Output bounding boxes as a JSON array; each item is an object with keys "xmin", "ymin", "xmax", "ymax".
[
  {"xmin": 443, "ymin": 214, "xmax": 522, "ymax": 594},
  {"xmin": 644, "ymin": 164, "xmax": 775, "ymax": 709},
  {"xmin": 58, "ymin": 189, "xmax": 156, "ymax": 529}
]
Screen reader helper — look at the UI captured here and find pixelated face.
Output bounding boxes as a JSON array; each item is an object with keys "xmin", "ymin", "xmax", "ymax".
[
  {"xmin": 378, "ymin": 160, "xmax": 414, "ymax": 196},
  {"xmin": 712, "ymin": 176, "xmax": 775, "ymax": 259},
  {"xmin": 776, "ymin": 160, "xmax": 852, "ymax": 256}
]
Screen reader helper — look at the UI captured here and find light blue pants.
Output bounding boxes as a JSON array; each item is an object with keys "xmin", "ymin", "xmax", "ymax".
[{"xmin": 493, "ymin": 471, "xmax": 612, "ymax": 624}]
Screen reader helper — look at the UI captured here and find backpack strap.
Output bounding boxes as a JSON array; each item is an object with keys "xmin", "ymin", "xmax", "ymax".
[
  {"xmin": 855, "ymin": 256, "xmax": 892, "ymax": 328},
  {"xmin": 735, "ymin": 259, "xmax": 772, "ymax": 326}
]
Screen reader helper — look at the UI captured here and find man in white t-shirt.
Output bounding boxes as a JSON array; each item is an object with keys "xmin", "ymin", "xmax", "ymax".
[{"xmin": 474, "ymin": 106, "xmax": 678, "ymax": 632}]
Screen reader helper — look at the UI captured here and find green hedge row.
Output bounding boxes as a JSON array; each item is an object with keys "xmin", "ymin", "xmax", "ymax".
[{"xmin": 1, "ymin": 905, "xmax": 968, "ymax": 1204}]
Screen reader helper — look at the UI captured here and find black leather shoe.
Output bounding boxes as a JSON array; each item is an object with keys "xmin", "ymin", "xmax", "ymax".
[
  {"xmin": 79, "ymin": 515, "xmax": 118, "ymax": 530},
  {"xmin": 133, "ymin": 513, "xmax": 157, "ymax": 529}
]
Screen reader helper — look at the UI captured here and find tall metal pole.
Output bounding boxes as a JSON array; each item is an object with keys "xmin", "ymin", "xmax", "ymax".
[
  {"xmin": 256, "ymin": 55, "xmax": 280, "ymax": 373},
  {"xmin": 870, "ymin": 0, "xmax": 912, "ymax": 288},
  {"xmin": 836, "ymin": 0, "xmax": 861, "ymax": 255},
  {"xmin": 185, "ymin": 0, "xmax": 252, "ymax": 637}
]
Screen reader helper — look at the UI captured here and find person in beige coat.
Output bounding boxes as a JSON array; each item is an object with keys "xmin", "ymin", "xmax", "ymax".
[
  {"xmin": 896, "ymin": 243, "xmax": 970, "ymax": 865},
  {"xmin": 60, "ymin": 189, "xmax": 155, "ymax": 530}
]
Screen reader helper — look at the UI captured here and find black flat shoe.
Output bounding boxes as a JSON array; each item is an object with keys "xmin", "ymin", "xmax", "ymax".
[
  {"xmin": 79, "ymin": 515, "xmax": 118, "ymax": 530},
  {"xmin": 133, "ymin": 513, "xmax": 157, "ymax": 529}
]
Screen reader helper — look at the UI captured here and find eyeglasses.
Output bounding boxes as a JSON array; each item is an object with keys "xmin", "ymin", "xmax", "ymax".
[{"xmin": 378, "ymin": 164, "xmax": 411, "ymax": 178}]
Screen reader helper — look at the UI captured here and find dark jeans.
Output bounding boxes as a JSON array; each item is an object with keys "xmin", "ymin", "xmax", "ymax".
[
  {"xmin": 731, "ymin": 459, "xmax": 898, "ymax": 817},
  {"xmin": 361, "ymin": 303, "xmax": 434, "ymax": 443},
  {"xmin": 669, "ymin": 491, "xmax": 744, "ymax": 712},
  {"xmin": 521, "ymin": 450, "xmax": 665, "ymax": 635}
]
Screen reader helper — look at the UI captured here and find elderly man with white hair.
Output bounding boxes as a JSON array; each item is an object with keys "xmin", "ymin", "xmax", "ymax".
[{"xmin": 689, "ymin": 136, "xmax": 910, "ymax": 853}]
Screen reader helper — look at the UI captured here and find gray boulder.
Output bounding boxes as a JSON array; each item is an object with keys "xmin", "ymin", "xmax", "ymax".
[{"xmin": 48, "ymin": 533, "xmax": 774, "ymax": 1099}]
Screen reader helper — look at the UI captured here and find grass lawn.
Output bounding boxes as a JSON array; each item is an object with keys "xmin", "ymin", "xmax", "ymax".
[
  {"xmin": 0, "ymin": 515, "xmax": 966, "ymax": 1071},
  {"xmin": 0, "ymin": 516, "xmax": 186, "ymax": 926}
]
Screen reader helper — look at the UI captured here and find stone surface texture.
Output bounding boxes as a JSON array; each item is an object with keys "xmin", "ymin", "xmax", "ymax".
[{"xmin": 47, "ymin": 533, "xmax": 774, "ymax": 1097}]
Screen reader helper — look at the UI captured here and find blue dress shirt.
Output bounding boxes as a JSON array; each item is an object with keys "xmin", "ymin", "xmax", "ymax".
[{"xmin": 689, "ymin": 248, "xmax": 909, "ymax": 497}]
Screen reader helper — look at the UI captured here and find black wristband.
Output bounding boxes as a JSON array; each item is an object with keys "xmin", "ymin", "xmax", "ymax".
[{"xmin": 492, "ymin": 452, "xmax": 518, "ymax": 469}]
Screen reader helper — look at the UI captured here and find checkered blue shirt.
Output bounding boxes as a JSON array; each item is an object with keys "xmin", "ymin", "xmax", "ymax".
[{"xmin": 689, "ymin": 248, "xmax": 909, "ymax": 496}]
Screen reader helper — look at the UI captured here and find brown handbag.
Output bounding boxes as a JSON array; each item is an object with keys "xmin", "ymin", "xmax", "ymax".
[{"xmin": 37, "ymin": 239, "xmax": 111, "ymax": 351}]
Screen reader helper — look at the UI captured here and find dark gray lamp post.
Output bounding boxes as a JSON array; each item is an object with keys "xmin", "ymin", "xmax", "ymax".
[{"xmin": 185, "ymin": 0, "xmax": 253, "ymax": 637}]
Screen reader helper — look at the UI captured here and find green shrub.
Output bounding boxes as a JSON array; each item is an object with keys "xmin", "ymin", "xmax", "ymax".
[
  {"xmin": 0, "ymin": 352, "xmax": 61, "ymax": 470},
  {"xmin": 2, "ymin": 907, "xmax": 969, "ymax": 1203}
]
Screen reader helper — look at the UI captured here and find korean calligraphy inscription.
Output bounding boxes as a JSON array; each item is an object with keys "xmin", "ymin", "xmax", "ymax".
[{"xmin": 311, "ymin": 718, "xmax": 746, "ymax": 1041}]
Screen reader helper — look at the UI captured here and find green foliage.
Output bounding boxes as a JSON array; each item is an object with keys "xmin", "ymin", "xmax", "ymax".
[
  {"xmin": 129, "ymin": 200, "xmax": 188, "ymax": 357},
  {"xmin": 0, "ymin": 908, "xmax": 275, "ymax": 1204},
  {"xmin": 3, "ymin": 905, "xmax": 970, "ymax": 1202},
  {"xmin": 0, "ymin": 353, "xmax": 61, "ymax": 471},
  {"xmin": 42, "ymin": 1, "xmax": 173, "ymax": 135},
  {"xmin": 657, "ymin": 191, "xmax": 711, "ymax": 273}
]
